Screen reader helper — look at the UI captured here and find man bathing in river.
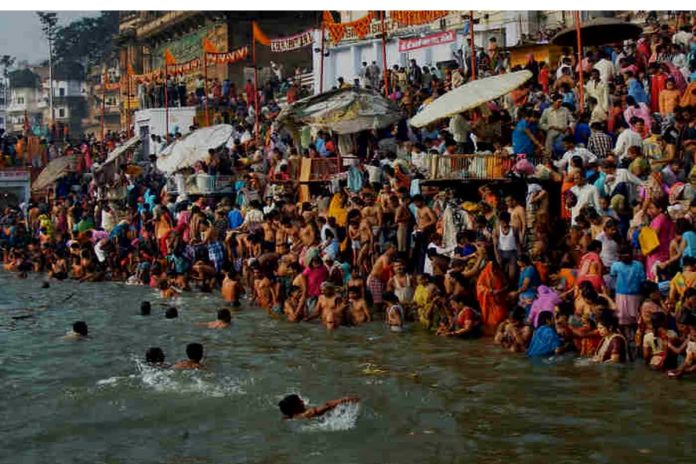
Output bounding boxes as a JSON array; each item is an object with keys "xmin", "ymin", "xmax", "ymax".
[
  {"xmin": 278, "ymin": 394, "xmax": 360, "ymax": 419},
  {"xmin": 198, "ymin": 309, "xmax": 232, "ymax": 329},
  {"xmin": 306, "ymin": 282, "xmax": 344, "ymax": 330},
  {"xmin": 172, "ymin": 343, "xmax": 204, "ymax": 369}
]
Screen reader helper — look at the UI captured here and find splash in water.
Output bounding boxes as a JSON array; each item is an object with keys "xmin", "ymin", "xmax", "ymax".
[{"xmin": 298, "ymin": 401, "xmax": 361, "ymax": 432}]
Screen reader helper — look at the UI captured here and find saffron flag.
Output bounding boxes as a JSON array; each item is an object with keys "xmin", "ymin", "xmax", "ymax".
[
  {"xmin": 164, "ymin": 48, "xmax": 177, "ymax": 66},
  {"xmin": 252, "ymin": 21, "xmax": 271, "ymax": 46},
  {"xmin": 202, "ymin": 37, "xmax": 218, "ymax": 54}
]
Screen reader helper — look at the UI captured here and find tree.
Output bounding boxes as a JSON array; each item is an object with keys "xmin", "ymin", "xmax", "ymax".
[
  {"xmin": 0, "ymin": 55, "xmax": 15, "ymax": 79},
  {"xmin": 37, "ymin": 12, "xmax": 58, "ymax": 122},
  {"xmin": 52, "ymin": 12, "xmax": 119, "ymax": 68}
]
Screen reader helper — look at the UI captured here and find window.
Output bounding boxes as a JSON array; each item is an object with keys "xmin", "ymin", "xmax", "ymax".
[
  {"xmin": 59, "ymin": 88, "xmax": 66, "ymax": 97},
  {"xmin": 58, "ymin": 108, "xmax": 65, "ymax": 118},
  {"xmin": 16, "ymin": 96, "xmax": 25, "ymax": 105}
]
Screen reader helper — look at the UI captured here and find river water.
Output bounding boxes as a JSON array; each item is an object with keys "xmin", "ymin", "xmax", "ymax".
[{"xmin": 1, "ymin": 271, "xmax": 695, "ymax": 464}]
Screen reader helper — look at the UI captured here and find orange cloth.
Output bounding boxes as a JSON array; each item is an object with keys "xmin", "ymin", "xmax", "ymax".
[{"xmin": 476, "ymin": 262, "xmax": 508, "ymax": 335}]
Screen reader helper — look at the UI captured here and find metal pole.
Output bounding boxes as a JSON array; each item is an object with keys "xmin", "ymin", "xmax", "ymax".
[
  {"xmin": 164, "ymin": 64, "xmax": 169, "ymax": 138},
  {"xmin": 470, "ymin": 11, "xmax": 476, "ymax": 81},
  {"xmin": 48, "ymin": 38, "xmax": 54, "ymax": 126},
  {"xmin": 204, "ymin": 52, "xmax": 210, "ymax": 126},
  {"xmin": 575, "ymin": 11, "xmax": 584, "ymax": 112},
  {"xmin": 381, "ymin": 11, "xmax": 389, "ymax": 96},
  {"xmin": 253, "ymin": 23, "xmax": 259, "ymax": 146},
  {"xmin": 319, "ymin": 23, "xmax": 325, "ymax": 94},
  {"xmin": 101, "ymin": 70, "xmax": 106, "ymax": 141},
  {"xmin": 126, "ymin": 45, "xmax": 131, "ymax": 137}
]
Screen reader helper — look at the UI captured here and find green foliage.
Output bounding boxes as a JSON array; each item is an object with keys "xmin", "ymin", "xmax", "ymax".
[
  {"xmin": 52, "ymin": 12, "xmax": 119, "ymax": 68},
  {"xmin": 8, "ymin": 69, "xmax": 40, "ymax": 88}
]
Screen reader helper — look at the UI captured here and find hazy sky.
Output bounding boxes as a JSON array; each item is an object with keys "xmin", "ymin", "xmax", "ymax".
[{"xmin": 0, "ymin": 11, "xmax": 100, "ymax": 64}]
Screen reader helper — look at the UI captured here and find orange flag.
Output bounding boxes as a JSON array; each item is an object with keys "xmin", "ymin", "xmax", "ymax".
[
  {"xmin": 164, "ymin": 48, "xmax": 177, "ymax": 66},
  {"xmin": 202, "ymin": 37, "xmax": 218, "ymax": 53},
  {"xmin": 252, "ymin": 21, "xmax": 271, "ymax": 46}
]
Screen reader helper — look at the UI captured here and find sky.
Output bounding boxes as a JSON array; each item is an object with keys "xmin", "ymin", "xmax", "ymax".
[{"xmin": 0, "ymin": 11, "xmax": 100, "ymax": 65}]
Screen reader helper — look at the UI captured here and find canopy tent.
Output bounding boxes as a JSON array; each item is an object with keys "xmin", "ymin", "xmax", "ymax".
[
  {"xmin": 32, "ymin": 156, "xmax": 75, "ymax": 192},
  {"xmin": 276, "ymin": 87, "xmax": 402, "ymax": 135},
  {"xmin": 551, "ymin": 17, "xmax": 643, "ymax": 47},
  {"xmin": 96, "ymin": 135, "xmax": 141, "ymax": 172},
  {"xmin": 409, "ymin": 71, "xmax": 532, "ymax": 128},
  {"xmin": 156, "ymin": 124, "xmax": 234, "ymax": 174}
]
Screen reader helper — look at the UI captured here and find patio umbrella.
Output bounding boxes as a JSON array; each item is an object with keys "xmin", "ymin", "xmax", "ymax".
[
  {"xmin": 156, "ymin": 124, "xmax": 234, "ymax": 174},
  {"xmin": 32, "ymin": 156, "xmax": 75, "ymax": 191},
  {"xmin": 408, "ymin": 71, "xmax": 532, "ymax": 128},
  {"xmin": 276, "ymin": 87, "xmax": 402, "ymax": 135},
  {"xmin": 551, "ymin": 17, "xmax": 643, "ymax": 47}
]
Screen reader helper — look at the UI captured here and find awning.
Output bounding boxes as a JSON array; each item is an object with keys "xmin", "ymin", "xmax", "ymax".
[
  {"xmin": 276, "ymin": 87, "xmax": 402, "ymax": 135},
  {"xmin": 551, "ymin": 17, "xmax": 643, "ymax": 47},
  {"xmin": 96, "ymin": 135, "xmax": 141, "ymax": 171},
  {"xmin": 156, "ymin": 124, "xmax": 234, "ymax": 174},
  {"xmin": 409, "ymin": 71, "xmax": 532, "ymax": 128},
  {"xmin": 32, "ymin": 156, "xmax": 75, "ymax": 191}
]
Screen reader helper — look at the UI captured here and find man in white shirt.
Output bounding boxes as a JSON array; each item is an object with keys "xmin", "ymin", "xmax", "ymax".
[
  {"xmin": 585, "ymin": 69, "xmax": 609, "ymax": 113},
  {"xmin": 593, "ymin": 53, "xmax": 615, "ymax": 84},
  {"xmin": 555, "ymin": 136, "xmax": 597, "ymax": 173},
  {"xmin": 410, "ymin": 143, "xmax": 430, "ymax": 175},
  {"xmin": 569, "ymin": 169, "xmax": 601, "ymax": 225},
  {"xmin": 448, "ymin": 113, "xmax": 470, "ymax": 148},
  {"xmin": 539, "ymin": 94, "xmax": 574, "ymax": 154},
  {"xmin": 614, "ymin": 117, "xmax": 645, "ymax": 159}
]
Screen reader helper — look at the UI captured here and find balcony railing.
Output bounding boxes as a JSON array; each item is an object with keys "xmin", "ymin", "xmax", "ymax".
[{"xmin": 428, "ymin": 154, "xmax": 545, "ymax": 180}]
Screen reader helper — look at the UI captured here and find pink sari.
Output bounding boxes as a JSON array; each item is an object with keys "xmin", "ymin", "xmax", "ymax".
[
  {"xmin": 576, "ymin": 252, "xmax": 604, "ymax": 292},
  {"xmin": 646, "ymin": 213, "xmax": 674, "ymax": 279}
]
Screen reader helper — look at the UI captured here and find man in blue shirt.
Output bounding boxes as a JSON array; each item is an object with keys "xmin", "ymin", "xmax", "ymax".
[
  {"xmin": 227, "ymin": 204, "xmax": 243, "ymax": 230},
  {"xmin": 512, "ymin": 109, "xmax": 542, "ymax": 155}
]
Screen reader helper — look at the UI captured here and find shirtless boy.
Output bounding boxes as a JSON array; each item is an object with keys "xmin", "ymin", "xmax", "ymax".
[
  {"xmin": 222, "ymin": 269, "xmax": 243, "ymax": 306},
  {"xmin": 172, "ymin": 343, "xmax": 205, "ymax": 369},
  {"xmin": 347, "ymin": 286, "xmax": 371, "ymax": 325},
  {"xmin": 199, "ymin": 309, "xmax": 232, "ymax": 329},
  {"xmin": 252, "ymin": 268, "xmax": 275, "ymax": 311},
  {"xmin": 278, "ymin": 394, "xmax": 360, "ymax": 419}
]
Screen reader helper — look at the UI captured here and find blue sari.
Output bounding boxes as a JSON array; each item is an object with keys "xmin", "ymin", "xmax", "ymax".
[{"xmin": 527, "ymin": 325, "xmax": 561, "ymax": 357}]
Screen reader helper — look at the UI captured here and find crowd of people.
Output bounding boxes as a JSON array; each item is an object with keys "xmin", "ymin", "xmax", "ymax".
[{"xmin": 2, "ymin": 13, "xmax": 696, "ymax": 379}]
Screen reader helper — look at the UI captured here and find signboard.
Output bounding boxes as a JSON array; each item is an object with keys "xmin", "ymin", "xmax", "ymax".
[
  {"xmin": 398, "ymin": 30, "xmax": 456, "ymax": 53},
  {"xmin": 0, "ymin": 170, "xmax": 30, "ymax": 181}
]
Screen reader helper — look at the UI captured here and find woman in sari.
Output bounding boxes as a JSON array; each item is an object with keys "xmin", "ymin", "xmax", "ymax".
[
  {"xmin": 593, "ymin": 309, "xmax": 629, "ymax": 363},
  {"xmin": 476, "ymin": 257, "xmax": 508, "ymax": 335},
  {"xmin": 575, "ymin": 239, "xmax": 605, "ymax": 293},
  {"xmin": 645, "ymin": 198, "xmax": 675, "ymax": 280},
  {"xmin": 669, "ymin": 256, "xmax": 696, "ymax": 311}
]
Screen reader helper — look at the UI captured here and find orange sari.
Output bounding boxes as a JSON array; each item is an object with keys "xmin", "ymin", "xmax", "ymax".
[{"xmin": 476, "ymin": 262, "xmax": 508, "ymax": 335}]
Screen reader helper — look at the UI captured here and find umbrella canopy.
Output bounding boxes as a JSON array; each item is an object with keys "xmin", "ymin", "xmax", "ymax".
[
  {"xmin": 409, "ymin": 71, "xmax": 532, "ymax": 128},
  {"xmin": 551, "ymin": 17, "xmax": 643, "ymax": 47},
  {"xmin": 96, "ymin": 135, "xmax": 141, "ymax": 172},
  {"xmin": 32, "ymin": 156, "xmax": 75, "ymax": 191},
  {"xmin": 276, "ymin": 87, "xmax": 402, "ymax": 135},
  {"xmin": 156, "ymin": 124, "xmax": 234, "ymax": 174}
]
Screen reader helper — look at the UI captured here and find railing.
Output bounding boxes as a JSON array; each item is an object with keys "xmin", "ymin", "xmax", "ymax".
[
  {"xmin": 165, "ymin": 174, "xmax": 234, "ymax": 196},
  {"xmin": 428, "ymin": 154, "xmax": 544, "ymax": 180}
]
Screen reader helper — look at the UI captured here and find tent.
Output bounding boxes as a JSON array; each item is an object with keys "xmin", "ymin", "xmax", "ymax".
[
  {"xmin": 156, "ymin": 124, "xmax": 234, "ymax": 174},
  {"xmin": 32, "ymin": 156, "xmax": 75, "ymax": 191},
  {"xmin": 276, "ymin": 87, "xmax": 402, "ymax": 135},
  {"xmin": 96, "ymin": 135, "xmax": 141, "ymax": 171},
  {"xmin": 409, "ymin": 71, "xmax": 532, "ymax": 128},
  {"xmin": 551, "ymin": 17, "xmax": 643, "ymax": 47}
]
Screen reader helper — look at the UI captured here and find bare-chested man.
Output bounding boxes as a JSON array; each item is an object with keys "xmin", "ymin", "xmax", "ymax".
[
  {"xmin": 412, "ymin": 194, "xmax": 436, "ymax": 272},
  {"xmin": 367, "ymin": 244, "xmax": 396, "ymax": 311},
  {"xmin": 505, "ymin": 195, "xmax": 527, "ymax": 245},
  {"xmin": 222, "ymin": 269, "xmax": 243, "ymax": 306},
  {"xmin": 252, "ymin": 268, "xmax": 275, "ymax": 311},
  {"xmin": 361, "ymin": 192, "xmax": 383, "ymax": 252},
  {"xmin": 306, "ymin": 282, "xmax": 344, "ymax": 330},
  {"xmin": 347, "ymin": 286, "xmax": 371, "ymax": 325}
]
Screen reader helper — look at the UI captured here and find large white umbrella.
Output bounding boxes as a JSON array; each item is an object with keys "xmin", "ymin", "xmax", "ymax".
[
  {"xmin": 96, "ymin": 135, "xmax": 141, "ymax": 171},
  {"xmin": 156, "ymin": 124, "xmax": 234, "ymax": 174},
  {"xmin": 409, "ymin": 70, "xmax": 532, "ymax": 128},
  {"xmin": 32, "ymin": 155, "xmax": 76, "ymax": 191}
]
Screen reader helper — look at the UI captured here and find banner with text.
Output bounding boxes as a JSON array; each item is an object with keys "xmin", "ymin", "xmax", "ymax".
[
  {"xmin": 270, "ymin": 29, "xmax": 314, "ymax": 53},
  {"xmin": 398, "ymin": 30, "xmax": 456, "ymax": 53},
  {"xmin": 206, "ymin": 46, "xmax": 250, "ymax": 65}
]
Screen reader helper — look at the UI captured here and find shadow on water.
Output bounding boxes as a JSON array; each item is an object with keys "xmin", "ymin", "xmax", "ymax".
[{"xmin": 1, "ymin": 272, "xmax": 696, "ymax": 463}]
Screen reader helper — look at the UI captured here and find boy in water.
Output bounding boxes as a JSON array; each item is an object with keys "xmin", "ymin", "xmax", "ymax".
[
  {"xmin": 221, "ymin": 268, "xmax": 243, "ymax": 307},
  {"xmin": 384, "ymin": 292, "xmax": 404, "ymax": 332},
  {"xmin": 283, "ymin": 285, "xmax": 304, "ymax": 322},
  {"xmin": 347, "ymin": 286, "xmax": 371, "ymax": 325},
  {"xmin": 64, "ymin": 321, "xmax": 89, "ymax": 340},
  {"xmin": 278, "ymin": 394, "xmax": 360, "ymax": 419},
  {"xmin": 145, "ymin": 347, "xmax": 167, "ymax": 367},
  {"xmin": 199, "ymin": 309, "xmax": 232, "ymax": 329},
  {"xmin": 669, "ymin": 318, "xmax": 696, "ymax": 378},
  {"xmin": 172, "ymin": 343, "xmax": 204, "ymax": 369}
]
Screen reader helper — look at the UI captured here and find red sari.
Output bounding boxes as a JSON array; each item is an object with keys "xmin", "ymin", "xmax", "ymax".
[{"xmin": 476, "ymin": 262, "xmax": 508, "ymax": 335}]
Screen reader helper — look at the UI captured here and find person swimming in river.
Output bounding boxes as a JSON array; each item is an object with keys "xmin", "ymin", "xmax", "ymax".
[
  {"xmin": 64, "ymin": 321, "xmax": 89, "ymax": 340},
  {"xmin": 140, "ymin": 301, "xmax": 151, "ymax": 316},
  {"xmin": 145, "ymin": 347, "xmax": 167, "ymax": 367},
  {"xmin": 172, "ymin": 343, "xmax": 204, "ymax": 369},
  {"xmin": 197, "ymin": 309, "xmax": 232, "ymax": 329},
  {"xmin": 278, "ymin": 394, "xmax": 360, "ymax": 419}
]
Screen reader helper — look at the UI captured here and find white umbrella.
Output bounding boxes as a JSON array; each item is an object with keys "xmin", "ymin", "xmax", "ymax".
[
  {"xmin": 96, "ymin": 135, "xmax": 141, "ymax": 171},
  {"xmin": 156, "ymin": 124, "xmax": 234, "ymax": 174},
  {"xmin": 409, "ymin": 71, "xmax": 532, "ymax": 128},
  {"xmin": 32, "ymin": 156, "xmax": 75, "ymax": 191}
]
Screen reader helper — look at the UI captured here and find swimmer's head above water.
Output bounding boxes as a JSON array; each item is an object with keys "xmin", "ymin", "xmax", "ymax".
[
  {"xmin": 279, "ymin": 394, "xmax": 305, "ymax": 418},
  {"xmin": 145, "ymin": 347, "xmax": 165, "ymax": 365},
  {"xmin": 141, "ymin": 301, "xmax": 151, "ymax": 316},
  {"xmin": 165, "ymin": 307, "xmax": 178, "ymax": 319}
]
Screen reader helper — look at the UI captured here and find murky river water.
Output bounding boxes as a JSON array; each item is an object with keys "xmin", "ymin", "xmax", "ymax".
[{"xmin": 1, "ymin": 272, "xmax": 695, "ymax": 464}]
